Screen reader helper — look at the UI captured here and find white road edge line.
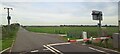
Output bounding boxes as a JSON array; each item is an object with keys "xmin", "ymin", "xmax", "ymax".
[
  {"xmin": 31, "ymin": 50, "xmax": 39, "ymax": 52},
  {"xmin": 0, "ymin": 47, "xmax": 10, "ymax": 54},
  {"xmin": 59, "ymin": 35, "xmax": 67, "ymax": 37},
  {"xmin": 49, "ymin": 42, "xmax": 70, "ymax": 46},
  {"xmin": 43, "ymin": 45, "xmax": 58, "ymax": 54},
  {"xmin": 98, "ymin": 47, "xmax": 120, "ymax": 53},
  {"xmin": 89, "ymin": 47, "xmax": 109, "ymax": 54},
  {"xmin": 9, "ymin": 40, "xmax": 15, "ymax": 52},
  {"xmin": 43, "ymin": 49, "xmax": 49, "ymax": 51},
  {"xmin": 47, "ymin": 45, "xmax": 63, "ymax": 54},
  {"xmin": 0, "ymin": 40, "xmax": 15, "ymax": 54}
]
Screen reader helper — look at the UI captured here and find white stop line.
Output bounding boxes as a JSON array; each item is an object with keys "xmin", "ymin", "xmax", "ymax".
[
  {"xmin": 49, "ymin": 42, "xmax": 71, "ymax": 46},
  {"xmin": 43, "ymin": 45, "xmax": 63, "ymax": 54},
  {"xmin": 43, "ymin": 42, "xmax": 70, "ymax": 54}
]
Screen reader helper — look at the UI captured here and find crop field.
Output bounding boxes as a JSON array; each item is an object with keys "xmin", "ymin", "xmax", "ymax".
[{"xmin": 25, "ymin": 26, "xmax": 118, "ymax": 38}]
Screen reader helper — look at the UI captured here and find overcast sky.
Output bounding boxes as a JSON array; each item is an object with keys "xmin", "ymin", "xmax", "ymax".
[{"xmin": 0, "ymin": 0, "xmax": 119, "ymax": 26}]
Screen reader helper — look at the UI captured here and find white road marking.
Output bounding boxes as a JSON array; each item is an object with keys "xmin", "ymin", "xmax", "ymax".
[
  {"xmin": 49, "ymin": 42, "xmax": 70, "ymax": 46},
  {"xmin": 98, "ymin": 47, "xmax": 120, "ymax": 53},
  {"xmin": 43, "ymin": 49, "xmax": 49, "ymax": 51},
  {"xmin": 43, "ymin": 45, "xmax": 58, "ymax": 54},
  {"xmin": 89, "ymin": 47, "xmax": 109, "ymax": 54},
  {"xmin": 59, "ymin": 34, "xmax": 67, "ymax": 37},
  {"xmin": 0, "ymin": 47, "xmax": 10, "ymax": 54},
  {"xmin": 31, "ymin": 50, "xmax": 39, "ymax": 52},
  {"xmin": 9, "ymin": 40, "xmax": 15, "ymax": 52},
  {"xmin": 47, "ymin": 45, "xmax": 63, "ymax": 54},
  {"xmin": 43, "ymin": 42, "xmax": 70, "ymax": 54}
]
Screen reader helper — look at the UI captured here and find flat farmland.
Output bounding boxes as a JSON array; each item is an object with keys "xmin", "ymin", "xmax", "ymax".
[{"xmin": 25, "ymin": 26, "xmax": 118, "ymax": 37}]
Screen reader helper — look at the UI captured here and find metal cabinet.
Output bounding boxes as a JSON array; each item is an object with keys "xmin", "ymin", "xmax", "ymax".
[{"xmin": 112, "ymin": 33, "xmax": 120, "ymax": 49}]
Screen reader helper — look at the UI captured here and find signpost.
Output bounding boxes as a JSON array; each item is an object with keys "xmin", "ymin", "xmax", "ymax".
[
  {"xmin": 91, "ymin": 10, "xmax": 110, "ymax": 47},
  {"xmin": 92, "ymin": 10, "xmax": 103, "ymax": 37}
]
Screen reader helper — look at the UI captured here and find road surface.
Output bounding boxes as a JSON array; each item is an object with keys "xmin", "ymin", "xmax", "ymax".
[{"xmin": 2, "ymin": 27, "xmax": 120, "ymax": 54}]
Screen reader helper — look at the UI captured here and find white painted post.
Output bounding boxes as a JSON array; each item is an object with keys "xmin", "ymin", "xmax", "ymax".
[
  {"xmin": 82, "ymin": 31, "xmax": 87, "ymax": 45},
  {"xmin": 90, "ymin": 37, "xmax": 93, "ymax": 41},
  {"xmin": 82, "ymin": 31, "xmax": 87, "ymax": 39},
  {"xmin": 67, "ymin": 38, "xmax": 70, "ymax": 40}
]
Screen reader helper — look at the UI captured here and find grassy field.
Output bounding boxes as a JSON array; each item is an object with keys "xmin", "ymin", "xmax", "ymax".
[
  {"xmin": 1, "ymin": 23, "xmax": 20, "ymax": 51},
  {"xmin": 25, "ymin": 26, "xmax": 118, "ymax": 50}
]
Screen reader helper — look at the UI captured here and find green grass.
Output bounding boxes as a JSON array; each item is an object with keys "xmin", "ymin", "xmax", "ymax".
[
  {"xmin": 1, "ymin": 24, "xmax": 20, "ymax": 51},
  {"xmin": 25, "ymin": 27, "xmax": 118, "ymax": 37},
  {"xmin": 2, "ymin": 38, "xmax": 13, "ymax": 50},
  {"xmin": 0, "ymin": 40, "xmax": 2, "ymax": 51}
]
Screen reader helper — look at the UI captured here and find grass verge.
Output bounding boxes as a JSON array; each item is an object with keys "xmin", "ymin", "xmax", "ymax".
[{"xmin": 1, "ymin": 23, "xmax": 20, "ymax": 51}]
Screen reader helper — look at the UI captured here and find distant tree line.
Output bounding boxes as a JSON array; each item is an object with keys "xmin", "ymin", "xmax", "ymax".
[
  {"xmin": 2, "ymin": 23, "xmax": 20, "ymax": 27},
  {"xmin": 60, "ymin": 25, "xmax": 118, "ymax": 27},
  {"xmin": 23, "ymin": 24, "xmax": 118, "ymax": 27},
  {"xmin": 22, "ymin": 25, "xmax": 60, "ymax": 27}
]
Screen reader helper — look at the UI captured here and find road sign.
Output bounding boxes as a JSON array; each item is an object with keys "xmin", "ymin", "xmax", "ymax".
[
  {"xmin": 92, "ymin": 10, "xmax": 103, "ymax": 20},
  {"xmin": 92, "ymin": 10, "xmax": 103, "ymax": 37}
]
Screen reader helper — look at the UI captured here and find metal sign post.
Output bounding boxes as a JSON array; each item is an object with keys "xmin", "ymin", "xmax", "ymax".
[
  {"xmin": 91, "ymin": 10, "xmax": 109, "ymax": 47},
  {"xmin": 92, "ymin": 10, "xmax": 103, "ymax": 37}
]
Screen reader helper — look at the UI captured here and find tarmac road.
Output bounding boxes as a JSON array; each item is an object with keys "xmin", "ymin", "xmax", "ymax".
[
  {"xmin": 4, "ymin": 27, "xmax": 119, "ymax": 54},
  {"xmin": 11, "ymin": 27, "xmax": 64, "ymax": 53}
]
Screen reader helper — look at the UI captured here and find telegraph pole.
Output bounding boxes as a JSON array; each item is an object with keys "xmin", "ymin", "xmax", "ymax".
[
  {"xmin": 4, "ymin": 7, "xmax": 13, "ymax": 25},
  {"xmin": 4, "ymin": 7, "xmax": 13, "ymax": 33}
]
